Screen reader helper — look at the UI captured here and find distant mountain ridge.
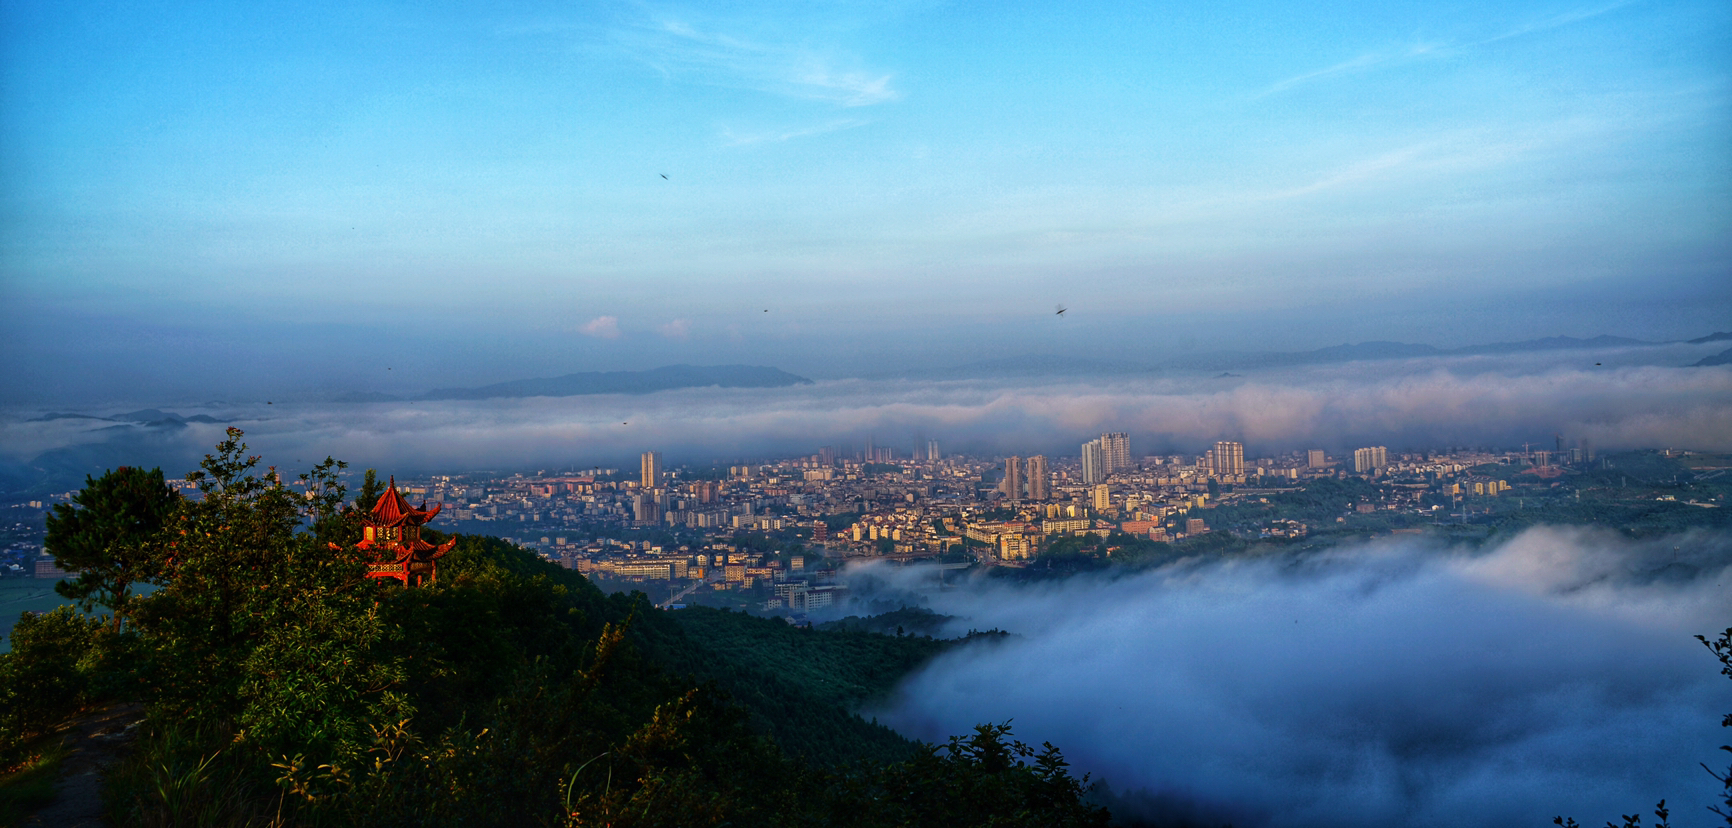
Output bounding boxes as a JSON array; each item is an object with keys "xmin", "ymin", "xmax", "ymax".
[
  {"xmin": 904, "ymin": 332, "xmax": 1711, "ymax": 379},
  {"xmin": 26, "ymin": 409, "xmax": 222, "ymax": 426},
  {"xmin": 1695, "ymin": 348, "xmax": 1732, "ymax": 367},
  {"xmin": 1194, "ymin": 334, "xmax": 1656, "ymax": 371},
  {"xmin": 373, "ymin": 364, "xmax": 815, "ymax": 402}
]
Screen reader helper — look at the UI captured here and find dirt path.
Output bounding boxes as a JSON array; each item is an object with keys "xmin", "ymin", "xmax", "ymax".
[{"xmin": 22, "ymin": 703, "xmax": 145, "ymax": 828}]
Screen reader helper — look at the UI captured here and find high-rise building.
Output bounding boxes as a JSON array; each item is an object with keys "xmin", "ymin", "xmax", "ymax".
[
  {"xmin": 926, "ymin": 439, "xmax": 941, "ymax": 461},
  {"xmin": 1352, "ymin": 446, "xmax": 1388, "ymax": 474},
  {"xmin": 1092, "ymin": 484, "xmax": 1112, "ymax": 513},
  {"xmin": 819, "ymin": 446, "xmax": 837, "ymax": 466},
  {"xmin": 1026, "ymin": 455, "xmax": 1049, "ymax": 501},
  {"xmin": 1003, "ymin": 456, "xmax": 1023, "ymax": 501},
  {"xmin": 640, "ymin": 451, "xmax": 662, "ymax": 489},
  {"xmin": 633, "ymin": 491, "xmax": 659, "ymax": 524},
  {"xmin": 1081, "ymin": 439, "xmax": 1107, "ymax": 485},
  {"xmin": 1307, "ymin": 449, "xmax": 1327, "ymax": 468},
  {"xmin": 1212, "ymin": 441, "xmax": 1245, "ymax": 477},
  {"xmin": 1101, "ymin": 432, "xmax": 1131, "ymax": 473}
]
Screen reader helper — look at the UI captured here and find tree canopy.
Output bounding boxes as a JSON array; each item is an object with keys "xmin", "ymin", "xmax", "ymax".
[
  {"xmin": 3, "ymin": 429, "xmax": 1112, "ymax": 827},
  {"xmin": 44, "ymin": 465, "xmax": 179, "ymax": 629}
]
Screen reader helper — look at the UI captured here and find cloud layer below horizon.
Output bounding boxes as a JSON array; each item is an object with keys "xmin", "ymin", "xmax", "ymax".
[
  {"xmin": 2, "ymin": 349, "xmax": 1729, "ymax": 480},
  {"xmin": 859, "ymin": 526, "xmax": 1732, "ymax": 827}
]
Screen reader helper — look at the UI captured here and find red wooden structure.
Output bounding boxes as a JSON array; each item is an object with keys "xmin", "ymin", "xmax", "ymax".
[{"xmin": 352, "ymin": 478, "xmax": 456, "ymax": 586}]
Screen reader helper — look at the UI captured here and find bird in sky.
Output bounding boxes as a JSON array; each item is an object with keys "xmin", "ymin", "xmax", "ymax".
[
  {"xmin": 1055, "ymin": 305, "xmax": 1067, "ymax": 316},
  {"xmin": 660, "ymin": 174, "xmax": 668, "ymax": 180}
]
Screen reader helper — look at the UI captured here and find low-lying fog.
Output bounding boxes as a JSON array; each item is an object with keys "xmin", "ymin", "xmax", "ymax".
[
  {"xmin": 846, "ymin": 526, "xmax": 1732, "ymax": 827},
  {"xmin": 2, "ymin": 345, "xmax": 1729, "ymax": 490}
]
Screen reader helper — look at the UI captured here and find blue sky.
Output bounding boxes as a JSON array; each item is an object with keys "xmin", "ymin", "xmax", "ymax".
[{"xmin": 2, "ymin": 0, "xmax": 1728, "ymax": 400}]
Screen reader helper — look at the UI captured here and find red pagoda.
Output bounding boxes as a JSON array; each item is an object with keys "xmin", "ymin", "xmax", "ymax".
[{"xmin": 348, "ymin": 478, "xmax": 457, "ymax": 586}]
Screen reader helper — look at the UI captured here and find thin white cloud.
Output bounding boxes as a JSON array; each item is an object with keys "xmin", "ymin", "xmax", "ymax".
[
  {"xmin": 610, "ymin": 13, "xmax": 900, "ymax": 107},
  {"xmin": 579, "ymin": 315, "xmax": 622, "ymax": 339},
  {"xmin": 1261, "ymin": 2, "xmax": 1631, "ymax": 96},
  {"xmin": 720, "ymin": 118, "xmax": 870, "ymax": 147},
  {"xmin": 1260, "ymin": 47, "xmax": 1427, "ymax": 96},
  {"xmin": 657, "ymin": 318, "xmax": 690, "ymax": 339},
  {"xmin": 1478, "ymin": 0, "xmax": 1634, "ymax": 46}
]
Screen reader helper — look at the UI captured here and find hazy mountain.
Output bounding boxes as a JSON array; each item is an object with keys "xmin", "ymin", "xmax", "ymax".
[
  {"xmin": 332, "ymin": 391, "xmax": 403, "ymax": 403},
  {"xmin": 416, "ymin": 364, "xmax": 814, "ymax": 401},
  {"xmin": 1456, "ymin": 334, "xmax": 1653, "ymax": 354},
  {"xmin": 111, "ymin": 409, "xmax": 223, "ymax": 425},
  {"xmin": 26, "ymin": 412, "xmax": 115, "ymax": 423},
  {"xmin": 1694, "ymin": 347, "xmax": 1732, "ymax": 367},
  {"xmin": 1687, "ymin": 332, "xmax": 1732, "ymax": 344},
  {"xmin": 918, "ymin": 334, "xmax": 1677, "ymax": 379},
  {"xmin": 0, "ymin": 418, "xmax": 217, "ymax": 495}
]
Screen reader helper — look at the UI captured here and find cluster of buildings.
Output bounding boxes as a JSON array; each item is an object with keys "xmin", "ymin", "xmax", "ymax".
[
  {"xmin": 3, "ymin": 433, "xmax": 1619, "ymax": 598},
  {"xmin": 421, "ymin": 434, "xmax": 1553, "ymax": 580}
]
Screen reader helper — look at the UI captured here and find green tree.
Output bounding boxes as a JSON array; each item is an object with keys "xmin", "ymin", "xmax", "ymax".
[
  {"xmin": 351, "ymin": 468, "xmax": 386, "ymax": 515},
  {"xmin": 128, "ymin": 429, "xmax": 402, "ymax": 764},
  {"xmin": 44, "ymin": 466, "xmax": 180, "ymax": 630}
]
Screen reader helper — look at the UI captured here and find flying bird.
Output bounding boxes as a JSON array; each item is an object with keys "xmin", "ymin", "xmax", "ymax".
[
  {"xmin": 1055, "ymin": 305, "xmax": 1067, "ymax": 317},
  {"xmin": 660, "ymin": 174, "xmax": 668, "ymax": 180}
]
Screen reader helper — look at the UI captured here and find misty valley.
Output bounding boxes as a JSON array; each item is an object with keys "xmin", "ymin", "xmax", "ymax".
[{"xmin": 0, "ymin": 401, "xmax": 1727, "ymax": 827}]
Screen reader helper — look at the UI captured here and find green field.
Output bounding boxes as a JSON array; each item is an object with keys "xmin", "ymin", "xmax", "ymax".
[{"xmin": 0, "ymin": 578, "xmax": 78, "ymax": 651}]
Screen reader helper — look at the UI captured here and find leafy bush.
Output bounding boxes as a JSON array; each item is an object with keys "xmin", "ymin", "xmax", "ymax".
[{"xmin": 0, "ymin": 606, "xmax": 105, "ymax": 749}]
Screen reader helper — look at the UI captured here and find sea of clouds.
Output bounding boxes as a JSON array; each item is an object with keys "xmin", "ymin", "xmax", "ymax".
[
  {"xmin": 851, "ymin": 526, "xmax": 1732, "ymax": 827},
  {"xmin": 1, "ymin": 345, "xmax": 1728, "ymax": 485}
]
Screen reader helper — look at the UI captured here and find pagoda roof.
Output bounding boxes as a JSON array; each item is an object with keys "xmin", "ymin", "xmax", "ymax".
[
  {"xmin": 365, "ymin": 477, "xmax": 443, "ymax": 528},
  {"xmin": 362, "ymin": 535, "xmax": 456, "ymax": 561}
]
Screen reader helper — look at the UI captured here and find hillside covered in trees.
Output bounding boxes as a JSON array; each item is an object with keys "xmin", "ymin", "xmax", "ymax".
[{"xmin": 0, "ymin": 430, "xmax": 1108, "ymax": 827}]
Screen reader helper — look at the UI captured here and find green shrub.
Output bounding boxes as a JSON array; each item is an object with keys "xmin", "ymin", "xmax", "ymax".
[{"xmin": 0, "ymin": 606, "xmax": 104, "ymax": 751}]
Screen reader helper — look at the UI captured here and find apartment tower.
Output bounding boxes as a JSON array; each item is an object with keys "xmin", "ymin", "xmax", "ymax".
[
  {"xmin": 1026, "ymin": 455, "xmax": 1050, "ymax": 501},
  {"xmin": 1081, "ymin": 440, "xmax": 1107, "ymax": 485},
  {"xmin": 1003, "ymin": 456, "xmax": 1024, "ymax": 501},
  {"xmin": 1101, "ymin": 432, "xmax": 1131, "ymax": 473},
  {"xmin": 1212, "ymin": 441, "xmax": 1245, "ymax": 477}
]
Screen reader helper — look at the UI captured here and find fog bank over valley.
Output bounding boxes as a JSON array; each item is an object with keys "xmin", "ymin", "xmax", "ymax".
[
  {"xmin": 853, "ymin": 526, "xmax": 1732, "ymax": 827},
  {"xmin": 1, "ymin": 344, "xmax": 1728, "ymax": 493}
]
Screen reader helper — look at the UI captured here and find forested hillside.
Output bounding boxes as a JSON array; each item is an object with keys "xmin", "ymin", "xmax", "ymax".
[{"xmin": 0, "ymin": 430, "xmax": 1109, "ymax": 827}]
